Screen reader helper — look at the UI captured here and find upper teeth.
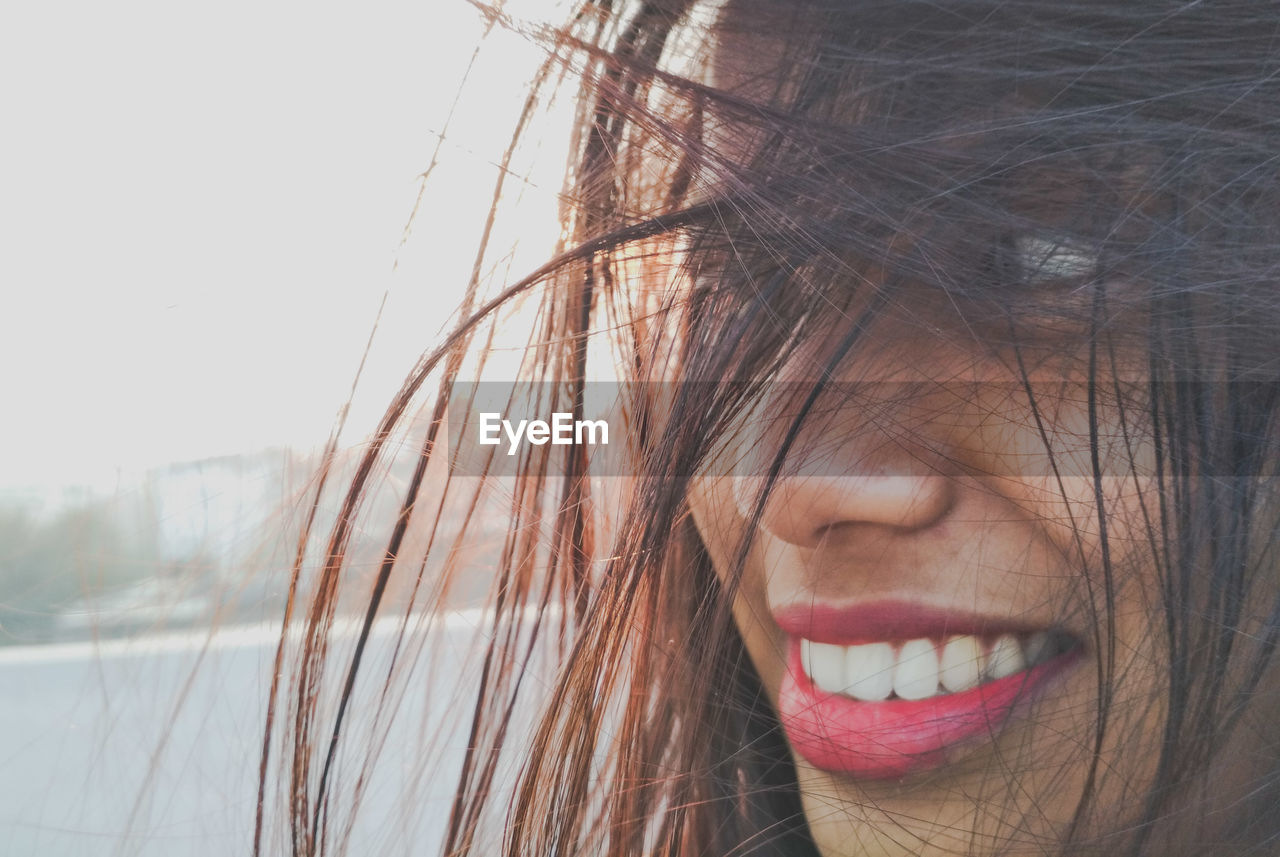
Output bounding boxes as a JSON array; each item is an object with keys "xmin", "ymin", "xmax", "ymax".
[{"xmin": 800, "ymin": 631, "xmax": 1066, "ymax": 702}]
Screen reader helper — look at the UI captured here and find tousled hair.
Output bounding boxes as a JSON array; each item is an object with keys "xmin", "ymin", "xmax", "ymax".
[{"xmin": 256, "ymin": 2, "xmax": 1280, "ymax": 855}]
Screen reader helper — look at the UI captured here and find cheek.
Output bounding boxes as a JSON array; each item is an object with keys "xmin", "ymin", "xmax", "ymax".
[
  {"xmin": 685, "ymin": 477, "xmax": 739, "ymax": 573},
  {"xmin": 686, "ymin": 476, "xmax": 788, "ymax": 699}
]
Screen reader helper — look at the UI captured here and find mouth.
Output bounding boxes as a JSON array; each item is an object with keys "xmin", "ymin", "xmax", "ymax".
[{"xmin": 774, "ymin": 601, "xmax": 1083, "ymax": 780}]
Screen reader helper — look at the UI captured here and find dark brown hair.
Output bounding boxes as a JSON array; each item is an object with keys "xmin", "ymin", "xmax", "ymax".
[{"xmin": 256, "ymin": 1, "xmax": 1280, "ymax": 855}]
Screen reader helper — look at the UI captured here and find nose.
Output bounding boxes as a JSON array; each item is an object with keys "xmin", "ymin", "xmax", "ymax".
[
  {"xmin": 732, "ymin": 385, "xmax": 959, "ymax": 545},
  {"xmin": 744, "ymin": 470, "xmax": 955, "ymax": 547}
]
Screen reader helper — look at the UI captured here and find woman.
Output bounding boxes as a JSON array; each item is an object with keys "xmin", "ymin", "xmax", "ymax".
[{"xmin": 257, "ymin": 1, "xmax": 1280, "ymax": 855}]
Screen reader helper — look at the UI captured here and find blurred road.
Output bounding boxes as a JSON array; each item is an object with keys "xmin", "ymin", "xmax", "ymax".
[{"xmin": 0, "ymin": 616, "xmax": 517, "ymax": 856}]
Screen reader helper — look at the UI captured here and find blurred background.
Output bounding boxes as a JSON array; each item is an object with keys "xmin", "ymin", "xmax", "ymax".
[
  {"xmin": 0, "ymin": 0, "xmax": 571, "ymax": 644},
  {"xmin": 0, "ymin": 0, "xmax": 569, "ymax": 852}
]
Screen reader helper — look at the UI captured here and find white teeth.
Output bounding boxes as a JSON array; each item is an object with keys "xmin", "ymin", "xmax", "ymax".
[
  {"xmin": 985, "ymin": 634, "xmax": 1027, "ymax": 680},
  {"xmin": 939, "ymin": 635, "xmax": 983, "ymax": 692},
  {"xmin": 844, "ymin": 642, "xmax": 895, "ymax": 702},
  {"xmin": 893, "ymin": 638, "xmax": 940, "ymax": 701},
  {"xmin": 807, "ymin": 640, "xmax": 850, "ymax": 695},
  {"xmin": 801, "ymin": 628, "xmax": 1069, "ymax": 701},
  {"xmin": 1023, "ymin": 631, "xmax": 1053, "ymax": 666}
]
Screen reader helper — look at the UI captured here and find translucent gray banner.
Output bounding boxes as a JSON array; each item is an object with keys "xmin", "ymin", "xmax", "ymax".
[{"xmin": 444, "ymin": 381, "xmax": 1277, "ymax": 478}]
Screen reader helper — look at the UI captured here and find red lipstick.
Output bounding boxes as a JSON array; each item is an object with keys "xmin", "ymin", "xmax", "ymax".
[{"xmin": 772, "ymin": 601, "xmax": 1080, "ymax": 779}]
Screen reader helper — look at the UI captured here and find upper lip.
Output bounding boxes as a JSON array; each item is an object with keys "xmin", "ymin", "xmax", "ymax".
[{"xmin": 772, "ymin": 598, "xmax": 1054, "ymax": 644}]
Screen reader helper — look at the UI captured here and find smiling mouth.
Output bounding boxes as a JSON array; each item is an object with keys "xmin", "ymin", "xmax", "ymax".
[
  {"xmin": 800, "ymin": 629, "xmax": 1076, "ymax": 702},
  {"xmin": 773, "ymin": 602, "xmax": 1083, "ymax": 779}
]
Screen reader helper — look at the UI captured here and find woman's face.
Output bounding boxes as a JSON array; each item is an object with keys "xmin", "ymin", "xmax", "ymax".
[
  {"xmin": 686, "ymin": 316, "xmax": 1171, "ymax": 857},
  {"xmin": 688, "ymin": 16, "xmax": 1172, "ymax": 854},
  {"xmin": 680, "ymin": 10, "xmax": 1280, "ymax": 851}
]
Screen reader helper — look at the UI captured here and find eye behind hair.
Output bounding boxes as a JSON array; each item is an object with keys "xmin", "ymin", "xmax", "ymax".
[{"xmin": 1012, "ymin": 235, "xmax": 1099, "ymax": 284}]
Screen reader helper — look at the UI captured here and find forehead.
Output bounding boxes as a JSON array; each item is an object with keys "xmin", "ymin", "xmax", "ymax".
[
  {"xmin": 698, "ymin": 1, "xmax": 1162, "ymax": 203},
  {"xmin": 705, "ymin": 1, "xmax": 807, "ymax": 98},
  {"xmin": 702, "ymin": 0, "xmax": 1150, "ymax": 120}
]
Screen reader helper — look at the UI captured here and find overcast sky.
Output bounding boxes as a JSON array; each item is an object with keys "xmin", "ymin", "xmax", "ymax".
[{"xmin": 1, "ymin": 0, "xmax": 567, "ymax": 494}]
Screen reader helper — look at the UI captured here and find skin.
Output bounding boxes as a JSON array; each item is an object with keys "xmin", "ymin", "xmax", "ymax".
[
  {"xmin": 686, "ymin": 12, "xmax": 1189, "ymax": 853},
  {"xmin": 685, "ymin": 316, "xmax": 1173, "ymax": 856},
  {"xmin": 675, "ymin": 9, "xmax": 1278, "ymax": 851}
]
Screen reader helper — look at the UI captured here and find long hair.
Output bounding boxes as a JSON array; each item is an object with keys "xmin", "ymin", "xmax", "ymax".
[{"xmin": 256, "ymin": 1, "xmax": 1280, "ymax": 855}]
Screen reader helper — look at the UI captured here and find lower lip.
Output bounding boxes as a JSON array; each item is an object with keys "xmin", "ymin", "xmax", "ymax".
[{"xmin": 778, "ymin": 639, "xmax": 1080, "ymax": 780}]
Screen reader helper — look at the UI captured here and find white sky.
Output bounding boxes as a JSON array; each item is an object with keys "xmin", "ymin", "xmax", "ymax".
[{"xmin": 0, "ymin": 0, "xmax": 568, "ymax": 493}]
